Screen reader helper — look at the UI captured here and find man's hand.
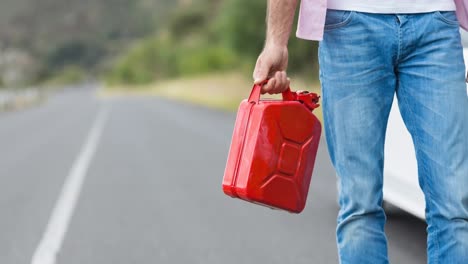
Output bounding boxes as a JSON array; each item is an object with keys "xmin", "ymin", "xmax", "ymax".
[
  {"xmin": 253, "ymin": 44, "xmax": 290, "ymax": 94},
  {"xmin": 252, "ymin": 0, "xmax": 298, "ymax": 94}
]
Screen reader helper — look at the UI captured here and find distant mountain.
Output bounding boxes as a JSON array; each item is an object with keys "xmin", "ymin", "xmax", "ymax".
[
  {"xmin": 0, "ymin": 0, "xmax": 175, "ymax": 48},
  {"xmin": 0, "ymin": 0, "xmax": 176, "ymax": 85}
]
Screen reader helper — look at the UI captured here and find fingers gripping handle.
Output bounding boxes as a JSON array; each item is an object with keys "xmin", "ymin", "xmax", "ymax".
[
  {"xmin": 248, "ymin": 80, "xmax": 320, "ymax": 111},
  {"xmin": 248, "ymin": 79, "xmax": 294, "ymax": 103}
]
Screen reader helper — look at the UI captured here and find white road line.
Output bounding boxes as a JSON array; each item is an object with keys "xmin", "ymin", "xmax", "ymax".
[{"xmin": 31, "ymin": 106, "xmax": 110, "ymax": 264}]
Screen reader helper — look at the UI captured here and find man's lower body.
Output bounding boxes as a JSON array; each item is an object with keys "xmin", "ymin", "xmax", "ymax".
[{"xmin": 318, "ymin": 10, "xmax": 468, "ymax": 263}]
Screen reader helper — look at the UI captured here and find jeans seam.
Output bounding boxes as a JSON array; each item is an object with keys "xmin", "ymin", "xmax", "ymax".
[
  {"xmin": 320, "ymin": 82, "xmax": 338, "ymax": 171},
  {"xmin": 396, "ymin": 17, "xmax": 402, "ymax": 63},
  {"xmin": 318, "ymin": 46, "xmax": 338, "ymax": 175},
  {"xmin": 399, "ymin": 85, "xmax": 441, "ymax": 263}
]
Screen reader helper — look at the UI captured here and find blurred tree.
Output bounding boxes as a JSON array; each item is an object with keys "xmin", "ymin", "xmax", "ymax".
[
  {"xmin": 217, "ymin": 0, "xmax": 318, "ymax": 76},
  {"xmin": 46, "ymin": 41, "xmax": 105, "ymax": 71},
  {"xmin": 107, "ymin": 0, "xmax": 319, "ymax": 85},
  {"xmin": 169, "ymin": 7, "xmax": 206, "ymax": 39},
  {"xmin": 216, "ymin": 0, "xmax": 267, "ymax": 58}
]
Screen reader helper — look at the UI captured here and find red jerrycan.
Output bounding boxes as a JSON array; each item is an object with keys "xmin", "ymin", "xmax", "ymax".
[{"xmin": 222, "ymin": 81, "xmax": 322, "ymax": 213}]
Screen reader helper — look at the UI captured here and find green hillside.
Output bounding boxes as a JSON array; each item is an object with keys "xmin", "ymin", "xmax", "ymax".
[
  {"xmin": 0, "ymin": 0, "xmax": 319, "ymax": 88},
  {"xmin": 106, "ymin": 0, "xmax": 319, "ymax": 86}
]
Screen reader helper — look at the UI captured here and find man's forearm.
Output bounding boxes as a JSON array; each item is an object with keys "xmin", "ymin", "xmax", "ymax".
[{"xmin": 266, "ymin": 0, "xmax": 298, "ymax": 47}]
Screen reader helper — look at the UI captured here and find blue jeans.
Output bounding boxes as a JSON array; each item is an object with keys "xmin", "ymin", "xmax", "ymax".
[{"xmin": 319, "ymin": 10, "xmax": 468, "ymax": 263}]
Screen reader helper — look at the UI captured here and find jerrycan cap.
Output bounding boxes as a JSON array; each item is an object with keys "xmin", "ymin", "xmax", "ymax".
[{"xmin": 295, "ymin": 90, "xmax": 320, "ymax": 111}]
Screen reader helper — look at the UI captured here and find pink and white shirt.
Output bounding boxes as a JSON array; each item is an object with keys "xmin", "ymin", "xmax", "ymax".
[{"xmin": 296, "ymin": 0, "xmax": 468, "ymax": 41}]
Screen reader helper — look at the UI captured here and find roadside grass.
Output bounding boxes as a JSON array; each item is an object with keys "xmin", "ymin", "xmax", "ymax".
[
  {"xmin": 0, "ymin": 89, "xmax": 46, "ymax": 113},
  {"xmin": 101, "ymin": 72, "xmax": 323, "ymax": 121}
]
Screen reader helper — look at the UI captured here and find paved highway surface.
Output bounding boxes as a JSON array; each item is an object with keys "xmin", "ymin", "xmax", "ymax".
[{"xmin": 1, "ymin": 84, "xmax": 427, "ymax": 264}]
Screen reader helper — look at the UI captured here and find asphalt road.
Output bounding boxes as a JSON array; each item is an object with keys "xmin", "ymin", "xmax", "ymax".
[{"xmin": 0, "ymin": 85, "xmax": 427, "ymax": 264}]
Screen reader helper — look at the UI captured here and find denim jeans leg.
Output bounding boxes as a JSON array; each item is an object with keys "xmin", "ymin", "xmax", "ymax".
[
  {"xmin": 395, "ymin": 12, "xmax": 468, "ymax": 264},
  {"xmin": 319, "ymin": 12, "xmax": 398, "ymax": 264}
]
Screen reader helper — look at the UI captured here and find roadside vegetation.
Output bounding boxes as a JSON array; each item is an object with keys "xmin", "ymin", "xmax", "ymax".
[
  {"xmin": 0, "ymin": 0, "xmax": 321, "ymax": 116},
  {"xmin": 106, "ymin": 0, "xmax": 319, "ymax": 84},
  {"xmin": 0, "ymin": 0, "xmax": 175, "ymax": 88},
  {"xmin": 104, "ymin": 0, "xmax": 320, "ymax": 114},
  {"xmin": 104, "ymin": 71, "xmax": 320, "ymax": 113}
]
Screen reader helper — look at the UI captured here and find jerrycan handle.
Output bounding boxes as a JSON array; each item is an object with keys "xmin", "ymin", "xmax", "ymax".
[{"xmin": 248, "ymin": 79, "xmax": 295, "ymax": 104}]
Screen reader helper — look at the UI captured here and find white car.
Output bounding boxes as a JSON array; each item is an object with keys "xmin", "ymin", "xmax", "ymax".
[{"xmin": 383, "ymin": 30, "xmax": 468, "ymax": 219}]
